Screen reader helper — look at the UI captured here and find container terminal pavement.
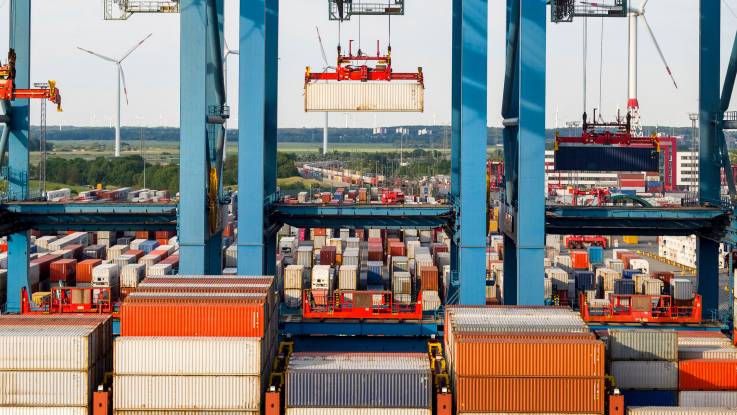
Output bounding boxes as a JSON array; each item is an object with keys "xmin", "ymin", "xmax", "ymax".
[{"xmin": 2, "ymin": 0, "xmax": 737, "ymax": 415}]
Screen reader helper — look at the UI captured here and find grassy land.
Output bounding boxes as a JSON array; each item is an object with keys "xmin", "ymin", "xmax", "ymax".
[{"xmin": 29, "ymin": 181, "xmax": 89, "ymax": 194}]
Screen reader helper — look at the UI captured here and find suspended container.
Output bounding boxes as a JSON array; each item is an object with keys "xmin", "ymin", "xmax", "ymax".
[{"xmin": 305, "ymin": 82, "xmax": 424, "ymax": 112}]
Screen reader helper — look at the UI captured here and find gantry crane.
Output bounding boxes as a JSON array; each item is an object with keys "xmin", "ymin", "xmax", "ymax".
[{"xmin": 103, "ymin": 0, "xmax": 180, "ymax": 20}]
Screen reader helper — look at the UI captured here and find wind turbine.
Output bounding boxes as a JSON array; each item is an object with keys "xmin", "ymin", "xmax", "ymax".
[
  {"xmin": 626, "ymin": 0, "xmax": 678, "ymax": 136},
  {"xmin": 77, "ymin": 33, "xmax": 153, "ymax": 157},
  {"xmin": 222, "ymin": 38, "xmax": 239, "ymax": 162},
  {"xmin": 316, "ymin": 26, "xmax": 333, "ymax": 155}
]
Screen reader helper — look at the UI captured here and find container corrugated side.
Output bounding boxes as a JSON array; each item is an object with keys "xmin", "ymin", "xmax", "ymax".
[
  {"xmin": 455, "ymin": 377, "xmax": 604, "ymax": 413},
  {"xmin": 113, "ymin": 412, "xmax": 259, "ymax": 415},
  {"xmin": 610, "ymin": 361, "xmax": 678, "ymax": 390},
  {"xmin": 0, "ymin": 409, "xmax": 88, "ymax": 415},
  {"xmin": 113, "ymin": 375, "xmax": 261, "ymax": 410},
  {"xmin": 287, "ymin": 409, "xmax": 430, "ymax": 415},
  {"xmin": 679, "ymin": 346, "xmax": 737, "ymax": 360},
  {"xmin": 453, "ymin": 338, "xmax": 604, "ymax": 378},
  {"xmin": 114, "ymin": 337, "xmax": 264, "ymax": 375},
  {"xmin": 626, "ymin": 409, "xmax": 737, "ymax": 415},
  {"xmin": 305, "ymin": 82, "xmax": 424, "ymax": 112},
  {"xmin": 0, "ymin": 325, "xmax": 98, "ymax": 370},
  {"xmin": 609, "ymin": 329, "xmax": 678, "ymax": 361},
  {"xmin": 679, "ymin": 391, "xmax": 737, "ymax": 407},
  {"xmin": 679, "ymin": 359, "xmax": 737, "ymax": 390},
  {"xmin": 0, "ymin": 368, "xmax": 97, "ymax": 406}
]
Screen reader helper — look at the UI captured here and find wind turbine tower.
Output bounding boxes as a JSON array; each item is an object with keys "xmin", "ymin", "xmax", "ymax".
[{"xmin": 77, "ymin": 33, "xmax": 153, "ymax": 157}]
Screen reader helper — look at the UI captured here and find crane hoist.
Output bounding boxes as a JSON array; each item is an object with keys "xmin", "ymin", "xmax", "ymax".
[{"xmin": 0, "ymin": 49, "xmax": 62, "ymax": 112}]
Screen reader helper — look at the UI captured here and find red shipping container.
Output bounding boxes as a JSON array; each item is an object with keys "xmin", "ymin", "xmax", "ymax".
[
  {"xmin": 320, "ymin": 246, "xmax": 337, "ymax": 266},
  {"xmin": 222, "ymin": 222, "xmax": 235, "ymax": 238},
  {"xmin": 354, "ymin": 229, "xmax": 365, "ymax": 240},
  {"xmin": 619, "ymin": 173, "xmax": 645, "ymax": 180},
  {"xmin": 420, "ymin": 265, "xmax": 439, "ymax": 291},
  {"xmin": 155, "ymin": 230, "xmax": 176, "ymax": 240},
  {"xmin": 313, "ymin": 228, "xmax": 327, "ymax": 237},
  {"xmin": 156, "ymin": 238, "xmax": 170, "ymax": 246},
  {"xmin": 149, "ymin": 249, "xmax": 170, "ymax": 260},
  {"xmin": 432, "ymin": 243, "xmax": 449, "ymax": 256},
  {"xmin": 0, "ymin": 242, "xmax": 6, "ymax": 253},
  {"xmin": 159, "ymin": 255, "xmax": 180, "ymax": 267},
  {"xmin": 76, "ymin": 259, "xmax": 102, "ymax": 283},
  {"xmin": 50, "ymin": 259, "xmax": 77, "ymax": 283},
  {"xmin": 570, "ymin": 250, "xmax": 589, "ymax": 269},
  {"xmin": 121, "ymin": 295, "xmax": 269, "ymax": 337},
  {"xmin": 368, "ymin": 244, "xmax": 384, "ymax": 262},
  {"xmin": 63, "ymin": 244, "xmax": 84, "ymax": 260},
  {"xmin": 652, "ymin": 271, "xmax": 674, "ymax": 286},
  {"xmin": 124, "ymin": 250, "xmax": 144, "ymax": 260},
  {"xmin": 389, "ymin": 241, "xmax": 407, "ymax": 257},
  {"xmin": 679, "ymin": 359, "xmax": 737, "ymax": 390}
]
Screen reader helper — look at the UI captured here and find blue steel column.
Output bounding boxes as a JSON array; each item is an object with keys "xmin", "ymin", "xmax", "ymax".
[
  {"xmin": 179, "ymin": 0, "xmax": 223, "ymax": 275},
  {"xmin": 697, "ymin": 0, "xmax": 720, "ymax": 317},
  {"xmin": 6, "ymin": 0, "xmax": 31, "ymax": 312},
  {"xmin": 515, "ymin": 0, "xmax": 546, "ymax": 305},
  {"xmin": 238, "ymin": 0, "xmax": 267, "ymax": 274},
  {"xmin": 263, "ymin": 0, "xmax": 279, "ymax": 276},
  {"xmin": 452, "ymin": 0, "xmax": 488, "ymax": 305},
  {"xmin": 448, "ymin": 0, "xmax": 461, "ymax": 301}
]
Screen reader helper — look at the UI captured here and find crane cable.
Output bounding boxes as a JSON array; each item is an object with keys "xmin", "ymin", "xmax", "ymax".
[
  {"xmin": 598, "ymin": 17, "xmax": 604, "ymax": 123},
  {"xmin": 582, "ymin": 16, "xmax": 588, "ymax": 115}
]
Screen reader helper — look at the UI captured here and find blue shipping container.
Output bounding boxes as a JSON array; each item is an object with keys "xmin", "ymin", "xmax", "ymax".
[
  {"xmin": 139, "ymin": 240, "xmax": 160, "ymax": 253},
  {"xmin": 614, "ymin": 279, "xmax": 636, "ymax": 295},
  {"xmin": 367, "ymin": 261, "xmax": 384, "ymax": 286},
  {"xmin": 554, "ymin": 146, "xmax": 659, "ymax": 172},
  {"xmin": 574, "ymin": 270, "xmax": 595, "ymax": 291},
  {"xmin": 622, "ymin": 269, "xmax": 643, "ymax": 280},
  {"xmin": 588, "ymin": 246, "xmax": 604, "ymax": 264},
  {"xmin": 623, "ymin": 390, "xmax": 677, "ymax": 408}
]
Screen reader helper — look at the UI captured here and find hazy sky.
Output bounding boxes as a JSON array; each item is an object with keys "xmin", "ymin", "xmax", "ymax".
[{"xmin": 1, "ymin": 0, "xmax": 736, "ymax": 129}]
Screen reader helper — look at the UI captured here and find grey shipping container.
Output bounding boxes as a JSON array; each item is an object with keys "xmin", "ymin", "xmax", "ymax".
[
  {"xmin": 679, "ymin": 391, "xmax": 737, "ymax": 407},
  {"xmin": 609, "ymin": 330, "xmax": 678, "ymax": 361},
  {"xmin": 627, "ymin": 408, "xmax": 737, "ymax": 415},
  {"xmin": 610, "ymin": 361, "xmax": 678, "ymax": 390},
  {"xmin": 286, "ymin": 353, "xmax": 431, "ymax": 409}
]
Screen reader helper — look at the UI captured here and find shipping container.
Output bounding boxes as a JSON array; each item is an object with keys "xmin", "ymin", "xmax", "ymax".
[
  {"xmin": 610, "ymin": 361, "xmax": 678, "ymax": 390},
  {"xmin": 0, "ymin": 325, "xmax": 101, "ymax": 370},
  {"xmin": 286, "ymin": 353, "xmax": 431, "ymax": 409},
  {"xmin": 626, "ymin": 409, "xmax": 737, "ymax": 415},
  {"xmin": 609, "ymin": 330, "xmax": 678, "ymax": 361},
  {"xmin": 0, "ymin": 368, "xmax": 99, "ymax": 406},
  {"xmin": 679, "ymin": 359, "xmax": 737, "ymax": 390},
  {"xmin": 679, "ymin": 391, "xmax": 737, "ymax": 407},
  {"xmin": 0, "ymin": 409, "xmax": 88, "ymax": 415},
  {"xmin": 455, "ymin": 377, "xmax": 604, "ymax": 413},
  {"xmin": 286, "ymin": 410, "xmax": 429, "ymax": 415},
  {"xmin": 113, "ymin": 375, "xmax": 261, "ymax": 411},
  {"xmin": 622, "ymin": 390, "xmax": 678, "ymax": 407}
]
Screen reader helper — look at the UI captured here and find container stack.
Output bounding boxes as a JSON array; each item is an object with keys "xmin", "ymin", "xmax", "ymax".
[
  {"xmin": 285, "ymin": 353, "xmax": 432, "ymax": 415},
  {"xmin": 610, "ymin": 330, "xmax": 679, "ymax": 407},
  {"xmin": 678, "ymin": 331, "xmax": 737, "ymax": 405},
  {"xmin": 445, "ymin": 306, "xmax": 603, "ymax": 414},
  {"xmin": 284, "ymin": 264, "xmax": 305, "ymax": 307},
  {"xmin": 0, "ymin": 315, "xmax": 112, "ymax": 414},
  {"xmin": 114, "ymin": 275, "xmax": 278, "ymax": 414}
]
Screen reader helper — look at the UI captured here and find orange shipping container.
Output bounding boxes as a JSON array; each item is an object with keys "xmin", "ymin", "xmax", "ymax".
[
  {"xmin": 453, "ymin": 338, "xmax": 605, "ymax": 378},
  {"xmin": 76, "ymin": 259, "xmax": 102, "ymax": 283},
  {"xmin": 420, "ymin": 265, "xmax": 439, "ymax": 291},
  {"xmin": 456, "ymin": 377, "xmax": 604, "ymax": 414},
  {"xmin": 679, "ymin": 359, "xmax": 737, "ymax": 390},
  {"xmin": 135, "ymin": 231, "xmax": 151, "ymax": 239},
  {"xmin": 120, "ymin": 296, "xmax": 268, "ymax": 337},
  {"xmin": 313, "ymin": 228, "xmax": 327, "ymax": 237},
  {"xmin": 571, "ymin": 250, "xmax": 589, "ymax": 269},
  {"xmin": 50, "ymin": 259, "xmax": 77, "ymax": 282}
]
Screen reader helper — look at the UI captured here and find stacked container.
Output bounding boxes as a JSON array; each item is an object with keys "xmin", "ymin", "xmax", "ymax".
[
  {"xmin": 285, "ymin": 353, "xmax": 431, "ymax": 415},
  {"xmin": 610, "ymin": 330, "xmax": 679, "ymax": 407},
  {"xmin": 338, "ymin": 265, "xmax": 358, "ymax": 290},
  {"xmin": 445, "ymin": 306, "xmax": 601, "ymax": 414},
  {"xmin": 678, "ymin": 330, "xmax": 737, "ymax": 403},
  {"xmin": 0, "ymin": 315, "xmax": 112, "ymax": 413},
  {"xmin": 284, "ymin": 264, "xmax": 304, "ymax": 307},
  {"xmin": 114, "ymin": 275, "xmax": 278, "ymax": 414}
]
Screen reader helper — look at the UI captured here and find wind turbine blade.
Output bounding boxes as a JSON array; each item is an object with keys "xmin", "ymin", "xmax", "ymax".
[
  {"xmin": 120, "ymin": 33, "xmax": 153, "ymax": 62},
  {"xmin": 119, "ymin": 64, "xmax": 130, "ymax": 106},
  {"xmin": 76, "ymin": 47, "xmax": 117, "ymax": 63},
  {"xmin": 315, "ymin": 26, "xmax": 330, "ymax": 67},
  {"xmin": 724, "ymin": 0, "xmax": 737, "ymax": 19},
  {"xmin": 641, "ymin": 14, "xmax": 678, "ymax": 89},
  {"xmin": 640, "ymin": 0, "xmax": 649, "ymax": 11}
]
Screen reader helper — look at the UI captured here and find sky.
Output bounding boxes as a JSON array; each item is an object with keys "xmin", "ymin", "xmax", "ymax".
[{"xmin": 1, "ymin": 0, "xmax": 737, "ymax": 129}]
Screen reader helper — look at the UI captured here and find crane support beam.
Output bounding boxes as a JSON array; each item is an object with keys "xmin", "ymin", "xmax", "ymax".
[
  {"xmin": 179, "ymin": 0, "xmax": 224, "ymax": 275},
  {"xmin": 698, "ymin": 0, "xmax": 721, "ymax": 319},
  {"xmin": 270, "ymin": 204, "xmax": 453, "ymax": 230},
  {"xmin": 238, "ymin": 0, "xmax": 279, "ymax": 275},
  {"xmin": 4, "ymin": 0, "xmax": 31, "ymax": 313},
  {"xmin": 501, "ymin": 0, "xmax": 546, "ymax": 306},
  {"xmin": 448, "ymin": 0, "xmax": 488, "ymax": 305}
]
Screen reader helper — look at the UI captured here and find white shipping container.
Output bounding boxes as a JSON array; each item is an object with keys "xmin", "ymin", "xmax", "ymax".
[
  {"xmin": 642, "ymin": 278, "xmax": 664, "ymax": 296},
  {"xmin": 92, "ymin": 263, "xmax": 120, "ymax": 286},
  {"xmin": 422, "ymin": 290, "xmax": 441, "ymax": 311},
  {"xmin": 596, "ymin": 268, "xmax": 621, "ymax": 292},
  {"xmin": 305, "ymin": 82, "xmax": 424, "ymax": 113},
  {"xmin": 0, "ymin": 326, "xmax": 100, "ymax": 370},
  {"xmin": 627, "ymin": 409, "xmax": 737, "ymax": 415},
  {"xmin": 107, "ymin": 244, "xmax": 128, "ymax": 260},
  {"xmin": 114, "ymin": 254, "xmax": 137, "ymax": 268},
  {"xmin": 0, "ymin": 369, "xmax": 97, "ymax": 406},
  {"xmin": 605, "ymin": 258, "xmax": 624, "ymax": 273},
  {"xmin": 629, "ymin": 258, "xmax": 650, "ymax": 274},
  {"xmin": 120, "ymin": 264, "xmax": 146, "ymax": 288},
  {"xmin": 114, "ymin": 337, "xmax": 265, "ymax": 376},
  {"xmin": 146, "ymin": 263, "xmax": 173, "ymax": 277},
  {"xmin": 225, "ymin": 244, "xmax": 237, "ymax": 268},
  {"xmin": 284, "ymin": 265, "xmax": 304, "ymax": 290},
  {"xmin": 284, "ymin": 289, "xmax": 302, "ymax": 307},
  {"xmin": 678, "ymin": 346, "xmax": 737, "ymax": 360},
  {"xmin": 392, "ymin": 271, "xmax": 412, "ymax": 294},
  {"xmin": 338, "ymin": 265, "xmax": 358, "ymax": 290},
  {"xmin": 129, "ymin": 239, "xmax": 147, "ymax": 251},
  {"xmin": 113, "ymin": 375, "xmax": 261, "ymax": 410},
  {"xmin": 311, "ymin": 265, "xmax": 332, "ymax": 290},
  {"xmin": 610, "ymin": 361, "xmax": 678, "ymax": 389},
  {"xmin": 679, "ymin": 391, "xmax": 737, "ymax": 407},
  {"xmin": 296, "ymin": 246, "xmax": 313, "ymax": 268},
  {"xmin": 555, "ymin": 255, "xmax": 572, "ymax": 267},
  {"xmin": 544, "ymin": 267, "xmax": 569, "ymax": 291}
]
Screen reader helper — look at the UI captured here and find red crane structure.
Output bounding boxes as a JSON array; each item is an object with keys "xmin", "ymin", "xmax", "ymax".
[{"xmin": 0, "ymin": 49, "xmax": 62, "ymax": 111}]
